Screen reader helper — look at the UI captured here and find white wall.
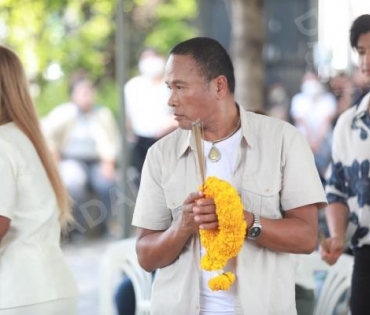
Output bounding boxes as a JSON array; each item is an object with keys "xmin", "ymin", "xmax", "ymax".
[{"xmin": 318, "ymin": 0, "xmax": 370, "ymax": 73}]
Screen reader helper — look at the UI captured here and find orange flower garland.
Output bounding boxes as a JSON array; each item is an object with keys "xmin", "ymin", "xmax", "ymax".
[{"xmin": 199, "ymin": 176, "xmax": 247, "ymax": 291}]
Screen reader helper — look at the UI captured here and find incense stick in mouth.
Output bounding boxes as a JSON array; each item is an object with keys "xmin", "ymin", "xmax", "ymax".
[{"xmin": 191, "ymin": 120, "xmax": 205, "ymax": 184}]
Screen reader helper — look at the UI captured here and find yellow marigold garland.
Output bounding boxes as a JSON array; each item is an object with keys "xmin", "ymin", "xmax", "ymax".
[{"xmin": 199, "ymin": 176, "xmax": 247, "ymax": 291}]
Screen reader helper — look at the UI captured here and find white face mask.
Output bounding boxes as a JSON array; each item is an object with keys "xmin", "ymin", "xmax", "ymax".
[
  {"xmin": 138, "ymin": 57, "xmax": 165, "ymax": 79},
  {"xmin": 301, "ymin": 79, "xmax": 323, "ymax": 97}
]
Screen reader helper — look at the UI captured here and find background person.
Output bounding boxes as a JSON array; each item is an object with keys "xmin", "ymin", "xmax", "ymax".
[
  {"xmin": 290, "ymin": 71, "xmax": 337, "ymax": 179},
  {"xmin": 329, "ymin": 71, "xmax": 354, "ymax": 125},
  {"xmin": 132, "ymin": 37, "xmax": 327, "ymax": 315},
  {"xmin": 320, "ymin": 14, "xmax": 370, "ymax": 315},
  {"xmin": 42, "ymin": 74, "xmax": 121, "ymax": 239},
  {"xmin": 0, "ymin": 45, "xmax": 78, "ymax": 314},
  {"xmin": 264, "ymin": 76, "xmax": 291, "ymax": 121},
  {"xmin": 124, "ymin": 48, "xmax": 176, "ymax": 189}
]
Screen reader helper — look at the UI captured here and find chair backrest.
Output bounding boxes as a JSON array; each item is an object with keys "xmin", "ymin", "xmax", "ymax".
[
  {"xmin": 304, "ymin": 251, "xmax": 354, "ymax": 315},
  {"xmin": 99, "ymin": 237, "xmax": 153, "ymax": 315}
]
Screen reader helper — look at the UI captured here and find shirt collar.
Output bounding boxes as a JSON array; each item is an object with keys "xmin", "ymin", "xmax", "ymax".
[
  {"xmin": 354, "ymin": 91, "xmax": 370, "ymax": 120},
  {"xmin": 240, "ymin": 109, "xmax": 254, "ymax": 148},
  {"xmin": 175, "ymin": 106, "xmax": 253, "ymax": 159},
  {"xmin": 176, "ymin": 129, "xmax": 193, "ymax": 159}
]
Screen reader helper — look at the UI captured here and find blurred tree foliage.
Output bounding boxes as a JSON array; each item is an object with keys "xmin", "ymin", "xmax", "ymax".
[
  {"xmin": 0, "ymin": 0, "xmax": 198, "ymax": 117},
  {"xmin": 123, "ymin": 0, "xmax": 198, "ymax": 78}
]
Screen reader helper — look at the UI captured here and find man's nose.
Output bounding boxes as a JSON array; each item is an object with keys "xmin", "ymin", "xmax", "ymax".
[{"xmin": 168, "ymin": 90, "xmax": 178, "ymax": 107}]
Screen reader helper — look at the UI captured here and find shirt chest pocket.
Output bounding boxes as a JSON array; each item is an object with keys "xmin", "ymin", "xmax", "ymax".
[
  {"xmin": 242, "ymin": 178, "xmax": 282, "ymax": 219},
  {"xmin": 163, "ymin": 186, "xmax": 195, "ymax": 251},
  {"xmin": 163, "ymin": 187, "xmax": 186, "ymax": 224}
]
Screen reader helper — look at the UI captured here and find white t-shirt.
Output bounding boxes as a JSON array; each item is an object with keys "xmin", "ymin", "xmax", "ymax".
[
  {"xmin": 61, "ymin": 112, "xmax": 99, "ymax": 160},
  {"xmin": 200, "ymin": 129, "xmax": 243, "ymax": 314},
  {"xmin": 0, "ymin": 122, "xmax": 78, "ymax": 309},
  {"xmin": 290, "ymin": 92, "xmax": 336, "ymax": 137},
  {"xmin": 124, "ymin": 76, "xmax": 173, "ymax": 138}
]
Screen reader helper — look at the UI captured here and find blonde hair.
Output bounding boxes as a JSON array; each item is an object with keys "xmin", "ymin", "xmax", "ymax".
[{"xmin": 0, "ymin": 45, "xmax": 73, "ymax": 228}]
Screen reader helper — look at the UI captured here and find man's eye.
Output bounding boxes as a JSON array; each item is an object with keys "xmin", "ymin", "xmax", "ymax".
[{"xmin": 176, "ymin": 85, "xmax": 183, "ymax": 90}]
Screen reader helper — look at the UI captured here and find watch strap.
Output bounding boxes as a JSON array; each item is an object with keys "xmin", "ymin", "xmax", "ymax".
[{"xmin": 247, "ymin": 213, "xmax": 262, "ymax": 240}]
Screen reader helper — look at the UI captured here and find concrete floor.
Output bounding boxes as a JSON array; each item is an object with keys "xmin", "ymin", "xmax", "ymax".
[{"xmin": 62, "ymin": 237, "xmax": 118, "ymax": 315}]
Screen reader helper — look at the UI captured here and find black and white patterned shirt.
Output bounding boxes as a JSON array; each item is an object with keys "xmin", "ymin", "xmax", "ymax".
[{"xmin": 326, "ymin": 91, "xmax": 370, "ymax": 249}]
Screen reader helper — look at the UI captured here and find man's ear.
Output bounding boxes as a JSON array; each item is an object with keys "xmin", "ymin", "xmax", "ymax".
[{"xmin": 213, "ymin": 75, "xmax": 228, "ymax": 98}]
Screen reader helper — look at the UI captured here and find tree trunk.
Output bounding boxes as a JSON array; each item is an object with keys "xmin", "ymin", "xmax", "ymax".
[{"xmin": 230, "ymin": 0, "xmax": 264, "ymax": 111}]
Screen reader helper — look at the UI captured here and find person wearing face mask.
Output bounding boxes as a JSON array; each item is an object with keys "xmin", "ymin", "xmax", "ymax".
[
  {"xmin": 114, "ymin": 49, "xmax": 175, "ymax": 315},
  {"xmin": 265, "ymin": 77, "xmax": 290, "ymax": 122},
  {"xmin": 290, "ymin": 71, "xmax": 337, "ymax": 179},
  {"xmin": 124, "ymin": 48, "xmax": 177, "ymax": 189}
]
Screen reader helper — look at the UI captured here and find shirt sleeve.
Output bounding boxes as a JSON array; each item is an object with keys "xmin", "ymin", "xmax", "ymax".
[
  {"xmin": 0, "ymin": 140, "xmax": 17, "ymax": 219},
  {"xmin": 324, "ymin": 113, "xmax": 349, "ymax": 205},
  {"xmin": 280, "ymin": 125, "xmax": 327, "ymax": 210},
  {"xmin": 40, "ymin": 103, "xmax": 74, "ymax": 153},
  {"xmin": 132, "ymin": 144, "xmax": 172, "ymax": 230},
  {"xmin": 95, "ymin": 107, "xmax": 121, "ymax": 161}
]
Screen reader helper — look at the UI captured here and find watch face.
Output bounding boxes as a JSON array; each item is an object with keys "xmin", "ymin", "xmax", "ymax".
[{"xmin": 249, "ymin": 227, "xmax": 261, "ymax": 238}]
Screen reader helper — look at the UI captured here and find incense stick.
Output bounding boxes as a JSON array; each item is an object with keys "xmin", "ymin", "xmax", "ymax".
[{"xmin": 192, "ymin": 120, "xmax": 205, "ymax": 183}]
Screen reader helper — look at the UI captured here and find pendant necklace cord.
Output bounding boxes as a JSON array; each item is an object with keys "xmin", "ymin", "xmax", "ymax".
[
  {"xmin": 210, "ymin": 119, "xmax": 241, "ymax": 144},
  {"xmin": 207, "ymin": 118, "xmax": 241, "ymax": 162}
]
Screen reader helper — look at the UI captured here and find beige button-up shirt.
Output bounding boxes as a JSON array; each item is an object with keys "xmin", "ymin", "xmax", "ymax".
[
  {"xmin": 41, "ymin": 102, "xmax": 121, "ymax": 161},
  {"xmin": 132, "ymin": 109, "xmax": 327, "ymax": 315}
]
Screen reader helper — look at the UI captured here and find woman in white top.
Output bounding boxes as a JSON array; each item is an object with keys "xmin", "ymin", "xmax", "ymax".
[{"xmin": 0, "ymin": 45, "xmax": 79, "ymax": 314}]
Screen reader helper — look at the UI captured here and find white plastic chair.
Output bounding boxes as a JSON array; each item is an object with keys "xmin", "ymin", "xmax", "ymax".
[
  {"xmin": 304, "ymin": 251, "xmax": 354, "ymax": 315},
  {"xmin": 315, "ymin": 253, "xmax": 353, "ymax": 315},
  {"xmin": 99, "ymin": 237, "xmax": 153, "ymax": 315}
]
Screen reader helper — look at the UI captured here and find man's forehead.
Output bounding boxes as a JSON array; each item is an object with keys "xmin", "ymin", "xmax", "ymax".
[
  {"xmin": 165, "ymin": 55, "xmax": 200, "ymax": 77},
  {"xmin": 357, "ymin": 31, "xmax": 370, "ymax": 48},
  {"xmin": 166, "ymin": 54, "xmax": 198, "ymax": 67}
]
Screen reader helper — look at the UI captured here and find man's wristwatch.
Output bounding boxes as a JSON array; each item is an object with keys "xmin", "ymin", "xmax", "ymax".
[{"xmin": 247, "ymin": 213, "xmax": 262, "ymax": 240}]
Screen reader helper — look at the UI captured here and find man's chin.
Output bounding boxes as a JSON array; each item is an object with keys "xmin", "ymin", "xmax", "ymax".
[{"xmin": 177, "ymin": 121, "xmax": 193, "ymax": 130}]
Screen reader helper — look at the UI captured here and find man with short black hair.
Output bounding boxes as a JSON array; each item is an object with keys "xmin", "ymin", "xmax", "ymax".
[{"xmin": 133, "ymin": 37, "xmax": 326, "ymax": 315}]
